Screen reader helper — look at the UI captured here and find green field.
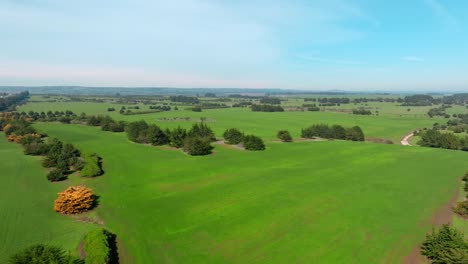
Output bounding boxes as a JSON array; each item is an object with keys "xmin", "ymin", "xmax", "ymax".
[
  {"xmin": 19, "ymin": 98, "xmax": 447, "ymax": 143},
  {"xmin": 0, "ymin": 133, "xmax": 94, "ymax": 262},
  {"xmin": 6, "ymin": 122, "xmax": 463, "ymax": 263}
]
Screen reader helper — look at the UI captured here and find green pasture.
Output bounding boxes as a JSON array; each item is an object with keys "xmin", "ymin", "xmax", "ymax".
[
  {"xmin": 18, "ymin": 100, "xmax": 448, "ymax": 143},
  {"xmin": 21, "ymin": 123, "xmax": 467, "ymax": 263},
  {"xmin": 0, "ymin": 133, "xmax": 94, "ymax": 262}
]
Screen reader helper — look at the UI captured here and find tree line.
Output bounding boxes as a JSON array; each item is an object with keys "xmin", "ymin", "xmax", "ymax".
[
  {"xmin": 251, "ymin": 104, "xmax": 284, "ymax": 112},
  {"xmin": 0, "ymin": 91, "xmax": 29, "ymax": 111},
  {"xmin": 301, "ymin": 124, "xmax": 365, "ymax": 141},
  {"xmin": 416, "ymin": 128, "xmax": 468, "ymax": 151}
]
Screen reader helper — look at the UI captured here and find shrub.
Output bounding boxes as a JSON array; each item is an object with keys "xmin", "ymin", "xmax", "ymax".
[
  {"xmin": 81, "ymin": 154, "xmax": 103, "ymax": 177},
  {"xmin": 420, "ymin": 224, "xmax": 468, "ymax": 263},
  {"xmin": 345, "ymin": 126, "xmax": 365, "ymax": 141},
  {"xmin": 277, "ymin": 130, "xmax": 292, "ymax": 142},
  {"xmin": 54, "ymin": 186, "xmax": 95, "ymax": 214},
  {"xmin": 188, "ymin": 123, "xmax": 216, "ymax": 141},
  {"xmin": 147, "ymin": 125, "xmax": 169, "ymax": 146},
  {"xmin": 183, "ymin": 137, "xmax": 213, "ymax": 156},
  {"xmin": 243, "ymin": 135, "xmax": 266, "ymax": 151},
  {"xmin": 47, "ymin": 168, "xmax": 67, "ymax": 182},
  {"xmin": 223, "ymin": 128, "xmax": 243, "ymax": 145},
  {"xmin": 330, "ymin": 125, "xmax": 346, "ymax": 139},
  {"xmin": 301, "ymin": 124, "xmax": 331, "ymax": 138},
  {"xmin": 191, "ymin": 106, "xmax": 202, "ymax": 112},
  {"xmin": 166, "ymin": 127, "xmax": 187, "ymax": 148},
  {"xmin": 453, "ymin": 201, "xmax": 468, "ymax": 217},
  {"xmin": 8, "ymin": 244, "xmax": 80, "ymax": 264},
  {"xmin": 83, "ymin": 228, "xmax": 116, "ymax": 264}
]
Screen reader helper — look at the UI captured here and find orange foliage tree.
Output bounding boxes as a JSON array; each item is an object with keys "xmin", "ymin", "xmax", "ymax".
[{"xmin": 54, "ymin": 186, "xmax": 95, "ymax": 214}]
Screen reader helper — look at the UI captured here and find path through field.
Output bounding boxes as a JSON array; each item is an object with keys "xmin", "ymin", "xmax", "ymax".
[{"xmin": 400, "ymin": 133, "xmax": 414, "ymax": 146}]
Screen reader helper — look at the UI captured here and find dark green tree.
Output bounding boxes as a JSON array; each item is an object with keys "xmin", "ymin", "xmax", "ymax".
[
  {"xmin": 183, "ymin": 137, "xmax": 213, "ymax": 155},
  {"xmin": 223, "ymin": 128, "xmax": 243, "ymax": 144},
  {"xmin": 243, "ymin": 135, "xmax": 266, "ymax": 151},
  {"xmin": 188, "ymin": 123, "xmax": 216, "ymax": 141},
  {"xmin": 166, "ymin": 127, "xmax": 187, "ymax": 148},
  {"xmin": 8, "ymin": 244, "xmax": 83, "ymax": 264},
  {"xmin": 277, "ymin": 130, "xmax": 292, "ymax": 142},
  {"xmin": 420, "ymin": 224, "xmax": 468, "ymax": 263}
]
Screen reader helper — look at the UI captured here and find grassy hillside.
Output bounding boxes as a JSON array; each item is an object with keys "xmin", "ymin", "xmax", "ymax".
[
  {"xmin": 0, "ymin": 133, "xmax": 93, "ymax": 262},
  {"xmin": 30, "ymin": 123, "xmax": 468, "ymax": 263}
]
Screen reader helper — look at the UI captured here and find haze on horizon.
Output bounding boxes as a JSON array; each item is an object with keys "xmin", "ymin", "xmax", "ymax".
[{"xmin": 1, "ymin": 0, "xmax": 468, "ymax": 91}]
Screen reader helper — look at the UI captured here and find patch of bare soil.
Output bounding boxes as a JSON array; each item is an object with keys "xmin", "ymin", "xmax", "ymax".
[
  {"xmin": 366, "ymin": 137, "xmax": 394, "ymax": 144},
  {"xmin": 295, "ymin": 137, "xmax": 326, "ymax": 142},
  {"xmin": 214, "ymin": 140, "xmax": 245, "ymax": 150},
  {"xmin": 402, "ymin": 188, "xmax": 459, "ymax": 264}
]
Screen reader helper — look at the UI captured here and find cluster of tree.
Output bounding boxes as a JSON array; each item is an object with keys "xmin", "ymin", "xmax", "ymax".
[
  {"xmin": 228, "ymin": 94, "xmax": 261, "ymax": 99},
  {"xmin": 54, "ymin": 185, "xmax": 96, "ymax": 214},
  {"xmin": 199, "ymin": 102, "xmax": 229, "ymax": 109},
  {"xmin": 169, "ymin": 95, "xmax": 199, "ymax": 104},
  {"xmin": 125, "ymin": 121, "xmax": 216, "ymax": 155},
  {"xmin": 0, "ymin": 91, "xmax": 29, "ymax": 111},
  {"xmin": 441, "ymin": 93, "xmax": 468, "ymax": 105},
  {"xmin": 427, "ymin": 105, "xmax": 451, "ymax": 118},
  {"xmin": 259, "ymin": 97, "xmax": 281, "ymax": 104},
  {"xmin": 352, "ymin": 108, "xmax": 372, "ymax": 115},
  {"xmin": 222, "ymin": 128, "xmax": 266, "ymax": 150},
  {"xmin": 204, "ymin": 92, "xmax": 216, "ymax": 97},
  {"xmin": 149, "ymin": 105, "xmax": 171, "ymax": 111},
  {"xmin": 402, "ymin": 94, "xmax": 435, "ymax": 106},
  {"xmin": 317, "ymin": 97, "xmax": 350, "ymax": 104},
  {"xmin": 191, "ymin": 106, "xmax": 202, "ymax": 112},
  {"xmin": 107, "ymin": 107, "xmax": 115, "ymax": 112},
  {"xmin": 352, "ymin": 97, "xmax": 400, "ymax": 103},
  {"xmin": 301, "ymin": 124, "xmax": 365, "ymax": 141},
  {"xmin": 83, "ymin": 228, "xmax": 118, "ymax": 264},
  {"xmin": 416, "ymin": 128, "xmax": 468, "ymax": 151},
  {"xmin": 232, "ymin": 101, "xmax": 253, "ymax": 107},
  {"xmin": 251, "ymin": 104, "xmax": 284, "ymax": 112},
  {"xmin": 306, "ymin": 106, "xmax": 320, "ymax": 111},
  {"xmin": 420, "ymin": 224, "xmax": 468, "ymax": 263},
  {"xmin": 8, "ymin": 244, "xmax": 83, "ymax": 264}
]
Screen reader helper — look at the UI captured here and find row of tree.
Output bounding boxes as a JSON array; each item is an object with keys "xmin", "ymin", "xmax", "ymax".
[
  {"xmin": 416, "ymin": 128, "xmax": 468, "ymax": 151},
  {"xmin": 0, "ymin": 91, "xmax": 29, "ymax": 111},
  {"xmin": 223, "ymin": 128, "xmax": 266, "ymax": 150},
  {"xmin": 301, "ymin": 124, "xmax": 365, "ymax": 141},
  {"xmin": 251, "ymin": 104, "xmax": 284, "ymax": 112}
]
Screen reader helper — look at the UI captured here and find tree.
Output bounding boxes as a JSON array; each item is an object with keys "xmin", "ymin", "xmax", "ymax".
[
  {"xmin": 54, "ymin": 186, "xmax": 95, "ymax": 214},
  {"xmin": 223, "ymin": 128, "xmax": 243, "ymax": 144},
  {"xmin": 277, "ymin": 130, "xmax": 292, "ymax": 142},
  {"xmin": 330, "ymin": 125, "xmax": 346, "ymax": 139},
  {"xmin": 147, "ymin": 125, "xmax": 169, "ymax": 146},
  {"xmin": 345, "ymin": 126, "xmax": 365, "ymax": 141},
  {"xmin": 8, "ymin": 244, "xmax": 81, "ymax": 264},
  {"xmin": 243, "ymin": 135, "xmax": 266, "ymax": 151},
  {"xmin": 47, "ymin": 168, "xmax": 67, "ymax": 182},
  {"xmin": 183, "ymin": 137, "xmax": 213, "ymax": 156},
  {"xmin": 83, "ymin": 228, "xmax": 116, "ymax": 264},
  {"xmin": 188, "ymin": 122, "xmax": 216, "ymax": 141},
  {"xmin": 420, "ymin": 224, "xmax": 468, "ymax": 263},
  {"xmin": 166, "ymin": 127, "xmax": 187, "ymax": 148},
  {"xmin": 125, "ymin": 120, "xmax": 149, "ymax": 143}
]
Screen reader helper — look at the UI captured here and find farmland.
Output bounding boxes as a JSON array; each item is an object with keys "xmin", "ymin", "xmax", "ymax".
[{"xmin": 1, "ymin": 92, "xmax": 467, "ymax": 263}]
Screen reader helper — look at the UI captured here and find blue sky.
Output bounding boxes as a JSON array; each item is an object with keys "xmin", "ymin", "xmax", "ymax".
[{"xmin": 1, "ymin": 0, "xmax": 468, "ymax": 91}]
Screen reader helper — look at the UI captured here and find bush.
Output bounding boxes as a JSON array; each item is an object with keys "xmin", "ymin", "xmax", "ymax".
[
  {"xmin": 223, "ymin": 128, "xmax": 243, "ymax": 145},
  {"xmin": 54, "ymin": 186, "xmax": 95, "ymax": 214},
  {"xmin": 166, "ymin": 127, "xmax": 187, "ymax": 148},
  {"xmin": 47, "ymin": 168, "xmax": 67, "ymax": 182},
  {"xmin": 345, "ymin": 126, "xmax": 365, "ymax": 141},
  {"xmin": 188, "ymin": 123, "xmax": 216, "ymax": 141},
  {"xmin": 81, "ymin": 154, "xmax": 103, "ymax": 177},
  {"xmin": 277, "ymin": 130, "xmax": 292, "ymax": 142},
  {"xmin": 243, "ymin": 135, "xmax": 266, "ymax": 151},
  {"xmin": 453, "ymin": 201, "xmax": 468, "ymax": 217},
  {"xmin": 183, "ymin": 137, "xmax": 213, "ymax": 156},
  {"xmin": 191, "ymin": 106, "xmax": 202, "ymax": 112},
  {"xmin": 8, "ymin": 244, "xmax": 80, "ymax": 264},
  {"xmin": 83, "ymin": 228, "xmax": 116, "ymax": 264},
  {"xmin": 421, "ymin": 224, "xmax": 468, "ymax": 263}
]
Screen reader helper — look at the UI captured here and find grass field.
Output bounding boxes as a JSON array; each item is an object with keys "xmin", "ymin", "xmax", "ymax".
[
  {"xmin": 19, "ymin": 123, "xmax": 467, "ymax": 263},
  {"xmin": 19, "ymin": 99, "xmax": 448, "ymax": 143},
  {"xmin": 0, "ymin": 133, "xmax": 94, "ymax": 262}
]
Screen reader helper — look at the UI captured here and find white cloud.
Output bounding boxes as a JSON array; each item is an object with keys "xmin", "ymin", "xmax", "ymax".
[{"xmin": 402, "ymin": 56, "xmax": 425, "ymax": 62}]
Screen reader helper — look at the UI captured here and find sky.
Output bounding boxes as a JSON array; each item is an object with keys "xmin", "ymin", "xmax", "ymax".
[{"xmin": 1, "ymin": 0, "xmax": 468, "ymax": 91}]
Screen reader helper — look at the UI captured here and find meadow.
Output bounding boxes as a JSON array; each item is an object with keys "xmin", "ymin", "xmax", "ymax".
[
  {"xmin": 2, "ymin": 94, "xmax": 467, "ymax": 263},
  {"xmin": 4, "ymin": 122, "xmax": 464, "ymax": 263}
]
